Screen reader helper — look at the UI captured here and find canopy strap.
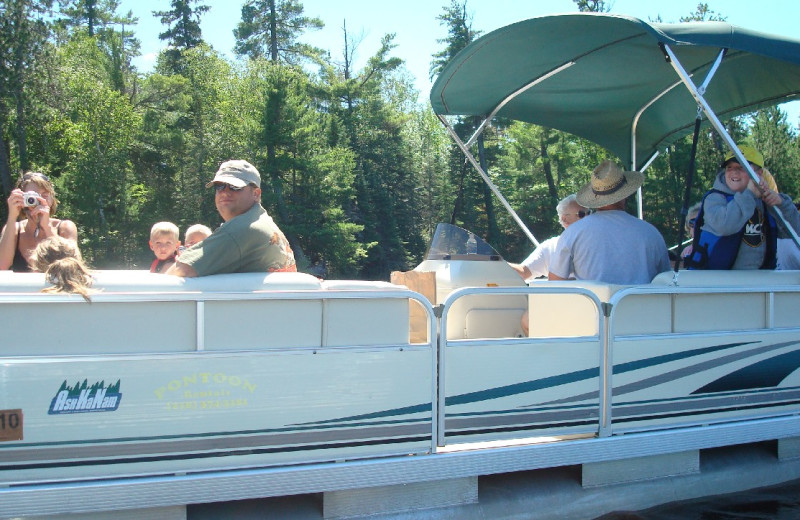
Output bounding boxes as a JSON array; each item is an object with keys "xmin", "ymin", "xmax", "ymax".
[{"xmin": 674, "ymin": 114, "xmax": 703, "ymax": 273}]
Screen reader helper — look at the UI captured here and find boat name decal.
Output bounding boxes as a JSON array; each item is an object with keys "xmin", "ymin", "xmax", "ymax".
[
  {"xmin": 154, "ymin": 372, "xmax": 256, "ymax": 411},
  {"xmin": 48, "ymin": 379, "xmax": 122, "ymax": 415}
]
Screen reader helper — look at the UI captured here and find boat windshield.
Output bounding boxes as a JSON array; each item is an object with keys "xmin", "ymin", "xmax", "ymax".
[{"xmin": 424, "ymin": 223, "xmax": 503, "ymax": 261}]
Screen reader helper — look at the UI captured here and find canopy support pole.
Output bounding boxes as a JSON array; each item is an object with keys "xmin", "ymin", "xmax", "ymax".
[
  {"xmin": 437, "ymin": 114, "xmax": 539, "ymax": 247},
  {"xmin": 662, "ymin": 43, "xmax": 800, "ymax": 250},
  {"xmin": 465, "ymin": 62, "xmax": 575, "ymax": 149},
  {"xmin": 632, "ymin": 153, "xmax": 659, "ymax": 220},
  {"xmin": 673, "ymin": 48, "xmax": 725, "ymax": 272}
]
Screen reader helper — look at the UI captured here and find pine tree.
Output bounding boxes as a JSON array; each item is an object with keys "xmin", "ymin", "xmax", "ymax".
[
  {"xmin": 430, "ymin": 1, "xmax": 503, "ymax": 246},
  {"xmin": 0, "ymin": 0, "xmax": 53, "ymax": 188},
  {"xmin": 233, "ymin": 0, "xmax": 323, "ymax": 64},
  {"xmin": 233, "ymin": 0, "xmax": 324, "ymax": 267},
  {"xmin": 153, "ymin": 0, "xmax": 209, "ymax": 73}
]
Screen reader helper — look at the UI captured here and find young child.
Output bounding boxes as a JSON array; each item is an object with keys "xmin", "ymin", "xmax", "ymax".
[
  {"xmin": 687, "ymin": 144, "xmax": 800, "ymax": 270},
  {"xmin": 149, "ymin": 222, "xmax": 180, "ymax": 273},
  {"xmin": 31, "ymin": 235, "xmax": 93, "ymax": 302},
  {"xmin": 183, "ymin": 224, "xmax": 212, "ymax": 249}
]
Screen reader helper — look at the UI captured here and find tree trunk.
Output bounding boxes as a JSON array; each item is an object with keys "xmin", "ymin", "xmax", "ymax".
[
  {"xmin": 540, "ymin": 131, "xmax": 558, "ymax": 205},
  {"xmin": 15, "ymin": 90, "xmax": 28, "ymax": 172},
  {"xmin": 0, "ymin": 134, "xmax": 12, "ymax": 196},
  {"xmin": 450, "ymin": 158, "xmax": 466, "ymax": 225},
  {"xmin": 87, "ymin": 0, "xmax": 96, "ymax": 36},
  {"xmin": 0, "ymin": 101, "xmax": 12, "ymax": 195},
  {"xmin": 269, "ymin": 0, "xmax": 278, "ymax": 62},
  {"xmin": 13, "ymin": 4, "xmax": 29, "ymax": 173},
  {"xmin": 477, "ymin": 134, "xmax": 500, "ymax": 246}
]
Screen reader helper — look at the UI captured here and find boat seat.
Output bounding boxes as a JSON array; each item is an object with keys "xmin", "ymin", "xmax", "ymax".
[
  {"xmin": 647, "ymin": 269, "xmax": 800, "ymax": 332},
  {"xmin": 527, "ymin": 280, "xmax": 625, "ymax": 338},
  {"xmin": 0, "ymin": 272, "xmax": 329, "ymax": 355},
  {"xmin": 0, "ymin": 270, "xmax": 325, "ymax": 293},
  {"xmin": 321, "ymin": 280, "xmax": 411, "ymax": 346},
  {"xmin": 651, "ymin": 269, "xmax": 800, "ymax": 286}
]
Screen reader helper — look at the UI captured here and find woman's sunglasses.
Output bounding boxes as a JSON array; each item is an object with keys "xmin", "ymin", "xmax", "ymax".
[{"xmin": 22, "ymin": 172, "xmax": 50, "ymax": 182}]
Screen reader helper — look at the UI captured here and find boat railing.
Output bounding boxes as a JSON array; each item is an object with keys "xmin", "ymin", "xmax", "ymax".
[
  {"xmin": 438, "ymin": 285, "xmax": 606, "ymax": 445},
  {"xmin": 0, "ymin": 274, "xmax": 440, "ymax": 489},
  {"xmin": 4, "ymin": 270, "xmax": 800, "ymax": 517},
  {"xmin": 0, "ymin": 273, "xmax": 437, "ymax": 355},
  {"xmin": 437, "ymin": 273, "xmax": 800, "ymax": 444},
  {"xmin": 607, "ymin": 275, "xmax": 800, "ymax": 435}
]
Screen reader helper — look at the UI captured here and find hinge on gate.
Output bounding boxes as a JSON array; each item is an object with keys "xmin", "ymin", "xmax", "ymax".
[
  {"xmin": 601, "ymin": 302, "xmax": 613, "ymax": 317},
  {"xmin": 433, "ymin": 304, "xmax": 444, "ymax": 318}
]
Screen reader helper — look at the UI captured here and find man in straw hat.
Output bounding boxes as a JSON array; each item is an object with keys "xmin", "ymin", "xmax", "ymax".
[
  {"xmin": 549, "ymin": 160, "xmax": 670, "ymax": 284},
  {"xmin": 167, "ymin": 160, "xmax": 296, "ymax": 276}
]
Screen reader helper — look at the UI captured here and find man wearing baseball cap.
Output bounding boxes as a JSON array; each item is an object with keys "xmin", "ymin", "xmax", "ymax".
[{"xmin": 167, "ymin": 160, "xmax": 296, "ymax": 277}]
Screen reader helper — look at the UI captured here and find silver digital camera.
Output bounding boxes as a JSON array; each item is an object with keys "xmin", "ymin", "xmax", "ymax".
[{"xmin": 22, "ymin": 191, "xmax": 40, "ymax": 208}]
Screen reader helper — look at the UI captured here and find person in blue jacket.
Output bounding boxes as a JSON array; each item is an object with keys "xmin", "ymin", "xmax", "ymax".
[{"xmin": 687, "ymin": 144, "xmax": 800, "ymax": 270}]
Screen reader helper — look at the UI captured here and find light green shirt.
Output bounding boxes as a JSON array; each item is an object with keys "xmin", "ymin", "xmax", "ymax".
[{"xmin": 178, "ymin": 204, "xmax": 296, "ymax": 276}]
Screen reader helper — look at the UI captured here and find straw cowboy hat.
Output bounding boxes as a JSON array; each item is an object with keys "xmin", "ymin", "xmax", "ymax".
[{"xmin": 576, "ymin": 160, "xmax": 644, "ymax": 209}]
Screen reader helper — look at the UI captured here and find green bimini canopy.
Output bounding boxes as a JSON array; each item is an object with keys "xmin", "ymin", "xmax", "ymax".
[{"xmin": 430, "ymin": 13, "xmax": 800, "ymax": 170}]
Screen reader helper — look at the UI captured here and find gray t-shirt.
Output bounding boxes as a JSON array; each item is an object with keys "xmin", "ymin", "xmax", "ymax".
[
  {"xmin": 550, "ymin": 210, "xmax": 670, "ymax": 284},
  {"xmin": 178, "ymin": 204, "xmax": 296, "ymax": 276}
]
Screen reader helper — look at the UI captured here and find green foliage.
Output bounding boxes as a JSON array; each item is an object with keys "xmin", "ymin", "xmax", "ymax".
[
  {"xmin": 2, "ymin": 0, "xmax": 798, "ymax": 282},
  {"xmin": 0, "ymin": 0, "xmax": 54, "ymax": 182},
  {"xmin": 679, "ymin": 3, "xmax": 727, "ymax": 22},
  {"xmin": 154, "ymin": 0, "xmax": 208, "ymax": 49},
  {"xmin": 429, "ymin": 0, "xmax": 481, "ymax": 80},
  {"xmin": 491, "ymin": 121, "xmax": 609, "ymax": 260},
  {"xmin": 573, "ymin": 0, "xmax": 610, "ymax": 12},
  {"xmin": 751, "ymin": 107, "xmax": 800, "ymax": 199},
  {"xmin": 50, "ymin": 63, "xmax": 141, "ymax": 266},
  {"xmin": 233, "ymin": 0, "xmax": 324, "ymax": 64},
  {"xmin": 134, "ymin": 45, "xmax": 236, "ymax": 266},
  {"xmin": 153, "ymin": 0, "xmax": 209, "ymax": 73}
]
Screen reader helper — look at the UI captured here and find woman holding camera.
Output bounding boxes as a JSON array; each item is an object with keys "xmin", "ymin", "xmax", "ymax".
[{"xmin": 0, "ymin": 171, "xmax": 78, "ymax": 272}]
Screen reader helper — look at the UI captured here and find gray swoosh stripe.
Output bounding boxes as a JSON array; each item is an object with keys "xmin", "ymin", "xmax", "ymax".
[
  {"xmin": 541, "ymin": 341, "xmax": 799, "ymax": 406},
  {"xmin": 614, "ymin": 388, "xmax": 800, "ymax": 421},
  {"xmin": 0, "ymin": 422, "xmax": 430, "ymax": 465}
]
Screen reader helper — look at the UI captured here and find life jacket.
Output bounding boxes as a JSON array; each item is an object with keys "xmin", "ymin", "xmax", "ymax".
[
  {"xmin": 685, "ymin": 189, "xmax": 777, "ymax": 270},
  {"xmin": 150, "ymin": 253, "xmax": 177, "ymax": 274}
]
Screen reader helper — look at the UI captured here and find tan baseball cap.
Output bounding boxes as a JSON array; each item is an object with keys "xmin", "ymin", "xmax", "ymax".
[{"xmin": 205, "ymin": 160, "xmax": 260, "ymax": 188}]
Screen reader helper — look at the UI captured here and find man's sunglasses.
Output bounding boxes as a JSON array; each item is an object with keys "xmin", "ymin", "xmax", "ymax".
[
  {"xmin": 565, "ymin": 210, "xmax": 589, "ymax": 218},
  {"xmin": 213, "ymin": 183, "xmax": 247, "ymax": 193}
]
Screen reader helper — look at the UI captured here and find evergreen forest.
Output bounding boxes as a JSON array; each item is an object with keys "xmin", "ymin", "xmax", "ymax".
[{"xmin": 1, "ymin": 0, "xmax": 798, "ymax": 279}]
